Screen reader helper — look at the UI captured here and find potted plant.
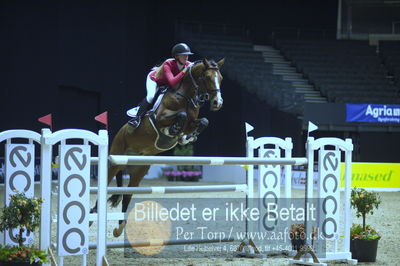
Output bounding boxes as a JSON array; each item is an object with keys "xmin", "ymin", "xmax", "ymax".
[
  {"xmin": 350, "ymin": 187, "xmax": 381, "ymax": 262},
  {"xmin": 163, "ymin": 169, "xmax": 182, "ymax": 181},
  {"xmin": 181, "ymin": 170, "xmax": 202, "ymax": 182},
  {"xmin": 0, "ymin": 191, "xmax": 49, "ymax": 265}
]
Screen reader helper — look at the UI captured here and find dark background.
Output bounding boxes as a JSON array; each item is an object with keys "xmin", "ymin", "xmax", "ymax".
[{"xmin": 1, "ymin": 0, "xmax": 398, "ymax": 161}]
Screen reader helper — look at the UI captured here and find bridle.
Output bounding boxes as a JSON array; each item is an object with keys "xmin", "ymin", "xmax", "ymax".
[{"xmin": 185, "ymin": 60, "xmax": 221, "ymax": 108}]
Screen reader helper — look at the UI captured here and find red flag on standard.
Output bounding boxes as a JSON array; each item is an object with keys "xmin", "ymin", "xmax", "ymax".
[
  {"xmin": 38, "ymin": 113, "xmax": 52, "ymax": 130},
  {"xmin": 95, "ymin": 111, "xmax": 108, "ymax": 130}
]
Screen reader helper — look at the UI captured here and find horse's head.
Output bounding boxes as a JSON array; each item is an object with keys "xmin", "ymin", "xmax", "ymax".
[
  {"xmin": 189, "ymin": 58, "xmax": 225, "ymax": 111},
  {"xmin": 202, "ymin": 58, "xmax": 224, "ymax": 111}
]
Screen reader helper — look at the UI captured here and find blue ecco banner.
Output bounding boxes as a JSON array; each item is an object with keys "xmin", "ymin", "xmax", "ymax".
[{"xmin": 346, "ymin": 104, "xmax": 400, "ymax": 123}]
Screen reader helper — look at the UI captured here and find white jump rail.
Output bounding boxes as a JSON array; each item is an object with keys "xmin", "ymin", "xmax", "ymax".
[
  {"xmin": 109, "ymin": 155, "xmax": 308, "ymax": 166},
  {"xmin": 88, "ymin": 237, "xmax": 235, "ymax": 249},
  {"xmin": 90, "ymin": 184, "xmax": 249, "ymax": 194}
]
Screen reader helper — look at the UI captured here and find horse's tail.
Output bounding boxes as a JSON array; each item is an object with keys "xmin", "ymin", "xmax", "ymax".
[
  {"xmin": 107, "ymin": 124, "xmax": 128, "ymax": 207},
  {"xmin": 109, "ymin": 124, "xmax": 128, "ymax": 155}
]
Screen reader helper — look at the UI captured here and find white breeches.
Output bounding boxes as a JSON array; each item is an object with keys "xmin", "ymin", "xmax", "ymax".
[{"xmin": 146, "ymin": 72, "xmax": 157, "ymax": 103}]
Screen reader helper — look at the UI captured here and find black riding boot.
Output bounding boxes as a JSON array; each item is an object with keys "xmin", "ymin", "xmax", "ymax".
[{"xmin": 128, "ymin": 99, "xmax": 149, "ymax": 128}]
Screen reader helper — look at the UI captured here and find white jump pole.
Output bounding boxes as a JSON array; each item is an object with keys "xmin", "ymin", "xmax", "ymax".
[
  {"xmin": 91, "ymin": 184, "xmax": 249, "ymax": 194},
  {"xmin": 109, "ymin": 155, "xmax": 307, "ymax": 166},
  {"xmin": 89, "ymin": 237, "xmax": 235, "ymax": 250}
]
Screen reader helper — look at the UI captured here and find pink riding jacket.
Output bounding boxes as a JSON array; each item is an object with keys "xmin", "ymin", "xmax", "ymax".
[{"xmin": 150, "ymin": 59, "xmax": 192, "ymax": 87}]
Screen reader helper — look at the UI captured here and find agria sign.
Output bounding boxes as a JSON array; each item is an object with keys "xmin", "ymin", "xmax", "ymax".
[{"xmin": 346, "ymin": 104, "xmax": 400, "ymax": 123}]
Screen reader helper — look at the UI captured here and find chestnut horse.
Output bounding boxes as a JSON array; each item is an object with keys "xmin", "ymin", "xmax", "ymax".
[{"xmin": 92, "ymin": 58, "xmax": 224, "ymax": 236}]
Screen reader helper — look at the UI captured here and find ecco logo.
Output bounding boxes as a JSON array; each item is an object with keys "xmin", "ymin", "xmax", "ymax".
[
  {"xmin": 6, "ymin": 144, "xmax": 35, "ymax": 245},
  {"xmin": 261, "ymin": 149, "xmax": 280, "ymax": 231},
  {"xmin": 60, "ymin": 146, "xmax": 89, "ymax": 254},
  {"xmin": 9, "ymin": 145, "xmax": 32, "ymax": 192},
  {"xmin": 321, "ymin": 151, "xmax": 339, "ymax": 239}
]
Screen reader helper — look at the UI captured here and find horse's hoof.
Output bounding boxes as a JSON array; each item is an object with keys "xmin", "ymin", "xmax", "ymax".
[
  {"xmin": 113, "ymin": 221, "xmax": 126, "ymax": 237},
  {"xmin": 169, "ymin": 125, "xmax": 181, "ymax": 136},
  {"xmin": 178, "ymin": 135, "xmax": 190, "ymax": 145},
  {"xmin": 113, "ymin": 227, "xmax": 123, "ymax": 237},
  {"xmin": 190, "ymin": 136, "xmax": 197, "ymax": 143},
  {"xmin": 178, "ymin": 134, "xmax": 197, "ymax": 145},
  {"xmin": 113, "ymin": 228, "xmax": 120, "ymax": 237}
]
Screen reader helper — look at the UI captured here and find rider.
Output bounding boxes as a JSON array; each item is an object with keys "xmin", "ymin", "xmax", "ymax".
[{"xmin": 128, "ymin": 43, "xmax": 193, "ymax": 128}]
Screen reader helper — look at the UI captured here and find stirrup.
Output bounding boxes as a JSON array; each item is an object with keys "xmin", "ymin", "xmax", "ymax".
[{"xmin": 128, "ymin": 117, "xmax": 141, "ymax": 128}]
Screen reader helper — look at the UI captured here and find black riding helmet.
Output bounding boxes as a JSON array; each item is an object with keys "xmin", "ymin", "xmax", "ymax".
[{"xmin": 171, "ymin": 43, "xmax": 194, "ymax": 56}]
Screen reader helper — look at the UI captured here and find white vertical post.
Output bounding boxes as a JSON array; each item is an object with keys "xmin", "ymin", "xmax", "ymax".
[
  {"xmin": 40, "ymin": 129, "xmax": 53, "ymax": 266},
  {"xmin": 246, "ymin": 136, "xmax": 254, "ymax": 236},
  {"xmin": 306, "ymin": 137, "xmax": 314, "ymax": 200},
  {"xmin": 96, "ymin": 130, "xmax": 108, "ymax": 266},
  {"xmin": 284, "ymin": 137, "xmax": 292, "ymax": 198},
  {"xmin": 246, "ymin": 137, "xmax": 254, "ymax": 200},
  {"xmin": 344, "ymin": 139, "xmax": 353, "ymax": 254},
  {"xmin": 305, "ymin": 137, "xmax": 314, "ymax": 251},
  {"xmin": 58, "ymin": 256, "xmax": 64, "ymax": 266},
  {"xmin": 82, "ymin": 254, "xmax": 87, "ymax": 266}
]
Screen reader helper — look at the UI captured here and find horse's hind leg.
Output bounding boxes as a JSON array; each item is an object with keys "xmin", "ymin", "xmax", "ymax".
[
  {"xmin": 90, "ymin": 164, "xmax": 124, "ymax": 225},
  {"xmin": 107, "ymin": 170, "xmax": 124, "ymax": 208},
  {"xmin": 113, "ymin": 165, "xmax": 150, "ymax": 237}
]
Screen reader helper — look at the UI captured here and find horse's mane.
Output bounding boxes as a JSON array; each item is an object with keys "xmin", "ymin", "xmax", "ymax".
[
  {"xmin": 191, "ymin": 59, "xmax": 218, "ymax": 72},
  {"xmin": 206, "ymin": 59, "xmax": 218, "ymax": 67}
]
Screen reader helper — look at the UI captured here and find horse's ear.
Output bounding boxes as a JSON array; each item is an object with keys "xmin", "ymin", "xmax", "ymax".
[
  {"xmin": 217, "ymin": 58, "xmax": 225, "ymax": 68},
  {"xmin": 203, "ymin": 58, "xmax": 211, "ymax": 68}
]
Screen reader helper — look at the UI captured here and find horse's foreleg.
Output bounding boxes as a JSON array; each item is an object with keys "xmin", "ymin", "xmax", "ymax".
[
  {"xmin": 193, "ymin": 117, "xmax": 209, "ymax": 135},
  {"xmin": 113, "ymin": 165, "xmax": 150, "ymax": 237},
  {"xmin": 157, "ymin": 110, "xmax": 188, "ymax": 137},
  {"xmin": 168, "ymin": 112, "xmax": 188, "ymax": 136},
  {"xmin": 180, "ymin": 118, "xmax": 209, "ymax": 144}
]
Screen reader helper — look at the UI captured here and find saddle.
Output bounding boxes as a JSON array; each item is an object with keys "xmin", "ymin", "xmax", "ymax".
[
  {"xmin": 126, "ymin": 86, "xmax": 168, "ymax": 118},
  {"xmin": 126, "ymin": 86, "xmax": 181, "ymax": 150}
]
